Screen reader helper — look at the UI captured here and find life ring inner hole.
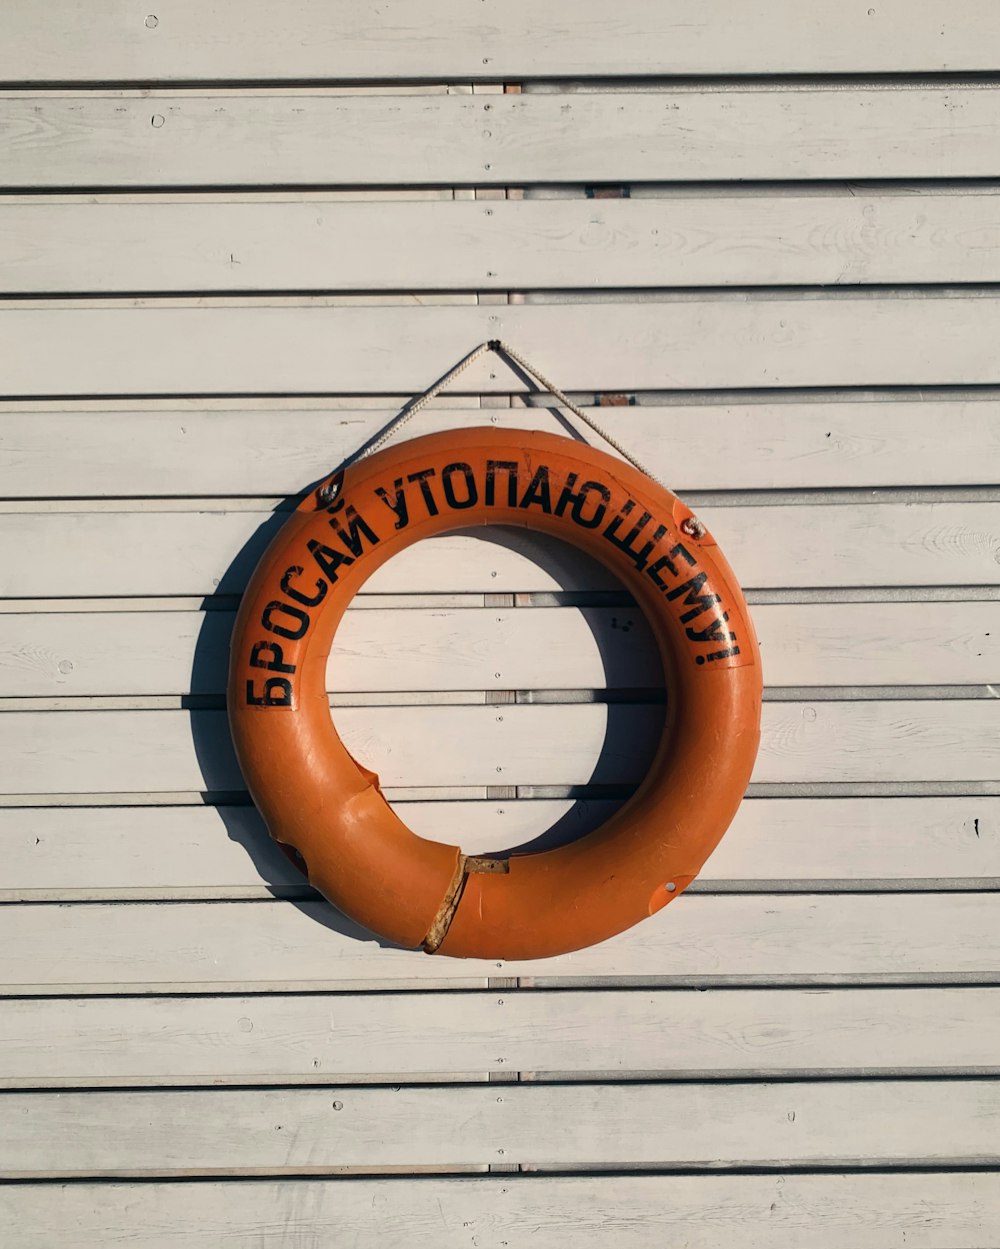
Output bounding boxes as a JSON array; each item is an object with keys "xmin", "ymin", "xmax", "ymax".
[{"xmin": 326, "ymin": 525, "xmax": 669, "ymax": 856}]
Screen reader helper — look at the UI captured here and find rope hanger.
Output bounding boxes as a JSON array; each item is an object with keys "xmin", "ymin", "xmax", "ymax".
[{"xmin": 349, "ymin": 340, "xmax": 660, "ymax": 482}]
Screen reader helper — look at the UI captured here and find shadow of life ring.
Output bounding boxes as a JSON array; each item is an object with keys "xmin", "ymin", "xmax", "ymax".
[{"xmin": 229, "ymin": 428, "xmax": 762, "ymax": 960}]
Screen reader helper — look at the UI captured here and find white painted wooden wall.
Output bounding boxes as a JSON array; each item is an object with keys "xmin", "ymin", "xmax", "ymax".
[{"xmin": 2, "ymin": 3, "xmax": 1000, "ymax": 1244}]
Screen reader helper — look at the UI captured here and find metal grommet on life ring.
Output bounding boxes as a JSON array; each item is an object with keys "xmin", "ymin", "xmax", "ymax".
[{"xmin": 229, "ymin": 424, "xmax": 762, "ymax": 960}]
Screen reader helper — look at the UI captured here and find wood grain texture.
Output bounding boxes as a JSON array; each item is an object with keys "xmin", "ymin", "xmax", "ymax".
[
  {"xmin": 9, "ymin": 88, "xmax": 1000, "ymax": 187},
  {"xmin": 11, "ymin": 192, "xmax": 1000, "ymax": 291},
  {"xmin": 1, "ymin": 700, "xmax": 998, "ymax": 794},
  {"xmin": 8, "ymin": 298, "xmax": 1000, "ymax": 394},
  {"xmin": 2, "ymin": 797, "xmax": 995, "ymax": 900},
  {"xmin": 0, "ymin": 601, "xmax": 995, "ymax": 698},
  {"xmin": 4, "ymin": 397, "xmax": 1000, "ymax": 495},
  {"xmin": 3, "ymin": 1080, "xmax": 998, "ymax": 1176},
  {"xmin": 2, "ymin": 894, "xmax": 997, "ymax": 994},
  {"xmin": 4, "ymin": 502, "xmax": 999, "ymax": 597},
  {"xmin": 2, "ymin": 988, "xmax": 996, "ymax": 1087},
  {"xmin": 3, "ymin": 1, "xmax": 1000, "ymax": 79},
  {"xmin": 2, "ymin": 1172, "xmax": 998, "ymax": 1249}
]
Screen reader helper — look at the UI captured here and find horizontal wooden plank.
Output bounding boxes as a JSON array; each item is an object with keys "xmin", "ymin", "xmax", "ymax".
[
  {"xmin": 5, "ymin": 501, "xmax": 1000, "ymax": 598},
  {"xmin": 2, "ymin": 988, "xmax": 996, "ymax": 1087},
  {"xmin": 12, "ymin": 192, "xmax": 1000, "ymax": 292},
  {"xmin": 3, "ymin": 1, "xmax": 1000, "ymax": 79},
  {"xmin": 2, "ymin": 894, "xmax": 997, "ymax": 993},
  {"xmin": 7, "ymin": 298, "xmax": 1000, "ymax": 396},
  {"xmin": 3, "ymin": 1172, "xmax": 998, "ymax": 1249},
  {"xmin": 9, "ymin": 88, "xmax": 1000, "ymax": 188},
  {"xmin": 9, "ymin": 604, "xmax": 666, "ymax": 696},
  {"xmin": 1, "ymin": 601, "xmax": 996, "ymax": 698},
  {"xmin": 2, "ymin": 700, "xmax": 998, "ymax": 795},
  {"xmin": 3, "ymin": 797, "xmax": 996, "ymax": 901},
  {"xmin": 0, "ymin": 704, "xmax": 648, "ymax": 791},
  {"xmin": 2, "ymin": 1079, "xmax": 998, "ymax": 1176},
  {"xmin": 4, "ymin": 397, "xmax": 1000, "ymax": 495}
]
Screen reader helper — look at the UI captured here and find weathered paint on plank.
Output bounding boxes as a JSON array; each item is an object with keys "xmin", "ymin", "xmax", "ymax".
[
  {"xmin": 2, "ymin": 988, "xmax": 997, "ymax": 1087},
  {"xmin": 1, "ymin": 798, "xmax": 995, "ymax": 900},
  {"xmin": 3, "ymin": 503, "xmax": 999, "ymax": 597},
  {"xmin": 0, "ymin": 602, "xmax": 995, "ymax": 697},
  {"xmin": 3, "ymin": 1, "xmax": 1000, "ymax": 79},
  {"xmin": 2, "ymin": 894, "xmax": 997, "ymax": 994},
  {"xmin": 11, "ymin": 193, "xmax": 1000, "ymax": 291},
  {"xmin": 2, "ymin": 1172, "xmax": 997, "ymax": 1249},
  {"xmin": 1, "ymin": 700, "xmax": 998, "ymax": 794},
  {"xmin": 7, "ymin": 298, "xmax": 1000, "ymax": 394},
  {"xmin": 9, "ymin": 89, "xmax": 1000, "ymax": 187},
  {"xmin": 2, "ymin": 1080, "xmax": 998, "ymax": 1176},
  {"xmin": 3, "ymin": 398, "xmax": 1000, "ymax": 495}
]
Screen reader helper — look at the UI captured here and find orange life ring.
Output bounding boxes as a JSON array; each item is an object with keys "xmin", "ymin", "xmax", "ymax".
[{"xmin": 229, "ymin": 428, "xmax": 761, "ymax": 959}]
